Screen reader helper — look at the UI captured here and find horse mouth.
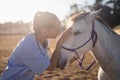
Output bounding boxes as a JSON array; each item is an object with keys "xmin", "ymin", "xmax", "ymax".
[{"xmin": 57, "ymin": 59, "xmax": 68, "ymax": 69}]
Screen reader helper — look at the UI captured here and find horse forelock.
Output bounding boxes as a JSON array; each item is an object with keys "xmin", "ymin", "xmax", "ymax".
[
  {"xmin": 67, "ymin": 12, "xmax": 111, "ymax": 29},
  {"xmin": 66, "ymin": 12, "xmax": 90, "ymax": 24},
  {"xmin": 65, "ymin": 12, "xmax": 89, "ymax": 29}
]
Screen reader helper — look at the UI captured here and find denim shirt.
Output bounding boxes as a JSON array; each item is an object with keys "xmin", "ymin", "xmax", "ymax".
[{"xmin": 0, "ymin": 33, "xmax": 50, "ymax": 80}]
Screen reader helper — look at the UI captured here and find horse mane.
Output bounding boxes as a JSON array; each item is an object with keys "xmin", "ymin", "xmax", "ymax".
[
  {"xmin": 95, "ymin": 16, "xmax": 120, "ymax": 37},
  {"xmin": 96, "ymin": 16, "xmax": 111, "ymax": 29}
]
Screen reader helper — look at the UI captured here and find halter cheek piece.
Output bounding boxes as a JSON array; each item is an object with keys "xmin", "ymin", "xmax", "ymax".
[{"xmin": 62, "ymin": 21, "xmax": 97, "ymax": 70}]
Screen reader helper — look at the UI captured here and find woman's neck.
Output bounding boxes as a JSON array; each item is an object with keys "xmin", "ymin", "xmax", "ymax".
[{"xmin": 34, "ymin": 32, "xmax": 47, "ymax": 48}]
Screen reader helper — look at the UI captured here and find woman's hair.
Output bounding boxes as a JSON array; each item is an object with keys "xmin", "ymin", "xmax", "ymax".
[{"xmin": 33, "ymin": 11, "xmax": 60, "ymax": 33}]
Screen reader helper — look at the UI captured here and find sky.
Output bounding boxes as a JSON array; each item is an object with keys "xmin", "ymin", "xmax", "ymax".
[{"xmin": 0, "ymin": 0, "xmax": 95, "ymax": 23}]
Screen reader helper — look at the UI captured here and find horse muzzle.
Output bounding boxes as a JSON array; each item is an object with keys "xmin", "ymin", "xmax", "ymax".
[{"xmin": 57, "ymin": 58, "xmax": 68, "ymax": 69}]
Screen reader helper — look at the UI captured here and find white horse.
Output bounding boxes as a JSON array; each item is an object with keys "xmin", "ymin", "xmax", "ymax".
[{"xmin": 57, "ymin": 10, "xmax": 120, "ymax": 80}]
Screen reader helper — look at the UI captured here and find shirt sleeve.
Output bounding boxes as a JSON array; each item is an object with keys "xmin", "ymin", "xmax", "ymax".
[
  {"xmin": 15, "ymin": 46, "xmax": 50, "ymax": 75},
  {"xmin": 14, "ymin": 34, "xmax": 50, "ymax": 75}
]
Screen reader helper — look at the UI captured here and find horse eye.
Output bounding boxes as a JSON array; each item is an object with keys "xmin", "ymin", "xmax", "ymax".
[{"xmin": 73, "ymin": 31, "xmax": 81, "ymax": 35}]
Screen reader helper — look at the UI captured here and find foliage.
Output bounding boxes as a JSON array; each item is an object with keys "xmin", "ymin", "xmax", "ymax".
[
  {"xmin": 66, "ymin": 0, "xmax": 120, "ymax": 28},
  {"xmin": 0, "ymin": 21, "xmax": 32, "ymax": 35},
  {"xmin": 93, "ymin": 0, "xmax": 120, "ymax": 28}
]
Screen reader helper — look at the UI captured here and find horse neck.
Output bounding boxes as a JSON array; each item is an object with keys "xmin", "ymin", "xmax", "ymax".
[{"xmin": 92, "ymin": 20, "xmax": 120, "ymax": 78}]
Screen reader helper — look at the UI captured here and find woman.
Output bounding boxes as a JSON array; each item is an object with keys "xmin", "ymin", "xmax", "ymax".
[{"xmin": 0, "ymin": 11, "xmax": 71, "ymax": 80}]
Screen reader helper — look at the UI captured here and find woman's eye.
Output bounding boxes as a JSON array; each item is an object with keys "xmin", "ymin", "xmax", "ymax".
[{"xmin": 73, "ymin": 31, "xmax": 81, "ymax": 35}]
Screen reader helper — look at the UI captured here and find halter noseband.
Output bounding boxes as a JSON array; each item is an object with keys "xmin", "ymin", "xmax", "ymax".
[{"xmin": 62, "ymin": 21, "xmax": 97, "ymax": 70}]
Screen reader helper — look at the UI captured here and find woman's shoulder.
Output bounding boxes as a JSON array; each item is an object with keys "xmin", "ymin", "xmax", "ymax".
[
  {"xmin": 20, "ymin": 32, "xmax": 36, "ymax": 44},
  {"xmin": 13, "ymin": 33, "xmax": 38, "ymax": 55},
  {"xmin": 15, "ymin": 32, "xmax": 36, "ymax": 49},
  {"xmin": 25, "ymin": 32, "xmax": 35, "ymax": 40}
]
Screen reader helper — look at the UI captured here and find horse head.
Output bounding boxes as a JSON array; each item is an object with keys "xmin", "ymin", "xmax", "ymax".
[{"xmin": 57, "ymin": 9, "xmax": 101, "ymax": 69}]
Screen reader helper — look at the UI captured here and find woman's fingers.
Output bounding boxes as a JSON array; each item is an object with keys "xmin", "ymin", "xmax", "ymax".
[{"xmin": 57, "ymin": 27, "xmax": 72, "ymax": 45}]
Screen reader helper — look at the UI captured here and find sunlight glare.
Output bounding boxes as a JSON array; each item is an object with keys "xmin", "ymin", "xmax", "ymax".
[
  {"xmin": 0, "ymin": 0, "xmax": 95, "ymax": 23},
  {"xmin": 0, "ymin": 0, "xmax": 57, "ymax": 22}
]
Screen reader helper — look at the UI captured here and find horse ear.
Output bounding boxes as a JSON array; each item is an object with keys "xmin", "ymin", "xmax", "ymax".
[
  {"xmin": 87, "ymin": 9, "xmax": 102, "ymax": 21},
  {"xmin": 91, "ymin": 9, "xmax": 102, "ymax": 16}
]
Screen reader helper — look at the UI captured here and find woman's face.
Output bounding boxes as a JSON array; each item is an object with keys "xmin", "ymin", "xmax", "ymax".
[{"xmin": 42, "ymin": 24, "xmax": 60, "ymax": 39}]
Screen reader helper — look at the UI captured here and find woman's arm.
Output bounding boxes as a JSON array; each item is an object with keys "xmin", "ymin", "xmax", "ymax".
[
  {"xmin": 47, "ymin": 27, "xmax": 72, "ymax": 71},
  {"xmin": 47, "ymin": 42, "xmax": 61, "ymax": 71}
]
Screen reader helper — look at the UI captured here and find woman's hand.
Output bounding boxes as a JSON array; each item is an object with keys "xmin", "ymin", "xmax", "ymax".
[
  {"xmin": 57, "ymin": 27, "xmax": 72, "ymax": 46},
  {"xmin": 47, "ymin": 27, "xmax": 72, "ymax": 71}
]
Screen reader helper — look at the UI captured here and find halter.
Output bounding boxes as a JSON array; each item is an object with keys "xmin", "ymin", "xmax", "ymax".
[{"xmin": 62, "ymin": 21, "xmax": 97, "ymax": 70}]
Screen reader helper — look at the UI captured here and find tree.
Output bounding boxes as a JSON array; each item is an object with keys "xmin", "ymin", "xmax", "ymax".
[
  {"xmin": 93, "ymin": 0, "xmax": 120, "ymax": 28},
  {"xmin": 65, "ymin": 0, "xmax": 120, "ymax": 28}
]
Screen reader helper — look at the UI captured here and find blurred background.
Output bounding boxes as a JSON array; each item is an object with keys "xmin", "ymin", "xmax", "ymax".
[{"xmin": 0, "ymin": 0, "xmax": 120, "ymax": 80}]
